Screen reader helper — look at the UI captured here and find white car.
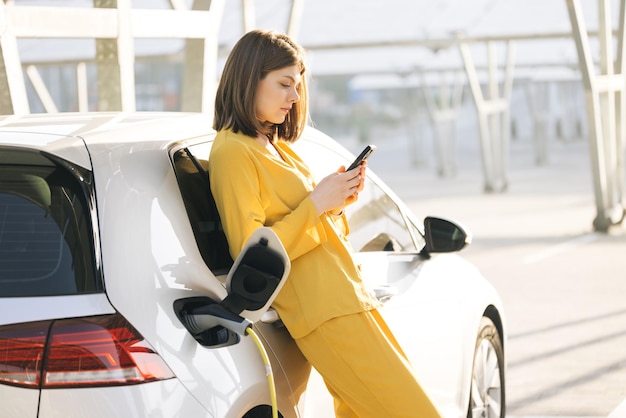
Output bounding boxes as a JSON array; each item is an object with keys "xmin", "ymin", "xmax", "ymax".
[{"xmin": 0, "ymin": 112, "xmax": 505, "ymax": 418}]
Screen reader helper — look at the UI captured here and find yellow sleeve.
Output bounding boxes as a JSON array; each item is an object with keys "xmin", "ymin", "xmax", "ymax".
[
  {"xmin": 330, "ymin": 212, "xmax": 350, "ymax": 236},
  {"xmin": 209, "ymin": 137, "xmax": 327, "ymax": 262}
]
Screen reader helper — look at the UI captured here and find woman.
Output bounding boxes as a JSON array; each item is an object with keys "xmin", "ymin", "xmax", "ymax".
[{"xmin": 208, "ymin": 29, "xmax": 441, "ymax": 418}]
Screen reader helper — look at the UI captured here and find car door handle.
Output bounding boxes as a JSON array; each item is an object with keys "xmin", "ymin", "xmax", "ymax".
[{"xmin": 373, "ymin": 285, "xmax": 398, "ymax": 303}]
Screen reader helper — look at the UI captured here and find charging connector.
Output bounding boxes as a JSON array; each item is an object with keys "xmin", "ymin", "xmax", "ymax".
[{"xmin": 183, "ymin": 304, "xmax": 252, "ymax": 336}]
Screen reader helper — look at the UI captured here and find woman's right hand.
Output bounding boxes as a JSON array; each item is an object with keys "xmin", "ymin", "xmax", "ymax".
[{"xmin": 309, "ymin": 164, "xmax": 364, "ymax": 215}]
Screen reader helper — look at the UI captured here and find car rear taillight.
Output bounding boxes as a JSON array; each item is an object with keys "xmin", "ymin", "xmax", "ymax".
[
  {"xmin": 0, "ymin": 321, "xmax": 48, "ymax": 388},
  {"xmin": 0, "ymin": 313, "xmax": 175, "ymax": 388}
]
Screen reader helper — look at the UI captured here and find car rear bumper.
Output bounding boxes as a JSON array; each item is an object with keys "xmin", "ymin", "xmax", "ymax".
[{"xmin": 37, "ymin": 379, "xmax": 212, "ymax": 418}]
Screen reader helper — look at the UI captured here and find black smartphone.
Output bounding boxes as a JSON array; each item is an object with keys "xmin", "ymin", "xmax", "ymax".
[{"xmin": 347, "ymin": 145, "xmax": 376, "ymax": 171}]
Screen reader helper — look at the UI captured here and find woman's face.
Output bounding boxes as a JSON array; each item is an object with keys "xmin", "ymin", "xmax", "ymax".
[{"xmin": 255, "ymin": 65, "xmax": 301, "ymax": 125}]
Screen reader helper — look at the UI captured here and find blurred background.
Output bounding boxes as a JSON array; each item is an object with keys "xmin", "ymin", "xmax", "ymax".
[
  {"xmin": 1, "ymin": 1, "xmax": 625, "ymax": 417},
  {"xmin": 1, "ymin": 1, "xmax": 620, "ymax": 214}
]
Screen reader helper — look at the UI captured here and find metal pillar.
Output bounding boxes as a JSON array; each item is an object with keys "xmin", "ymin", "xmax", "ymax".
[
  {"xmin": 181, "ymin": 0, "xmax": 224, "ymax": 113},
  {"xmin": 286, "ymin": 0, "xmax": 305, "ymax": 40},
  {"xmin": 239, "ymin": 0, "xmax": 303, "ymax": 39},
  {"xmin": 25, "ymin": 65, "xmax": 58, "ymax": 113},
  {"xmin": 0, "ymin": 1, "xmax": 29, "ymax": 115},
  {"xmin": 420, "ymin": 71, "xmax": 464, "ymax": 177},
  {"xmin": 94, "ymin": 0, "xmax": 135, "ymax": 112},
  {"xmin": 76, "ymin": 62, "xmax": 89, "ymax": 112},
  {"xmin": 523, "ymin": 80, "xmax": 551, "ymax": 165},
  {"xmin": 566, "ymin": 0, "xmax": 626, "ymax": 231},
  {"xmin": 460, "ymin": 40, "xmax": 516, "ymax": 192},
  {"xmin": 241, "ymin": 0, "xmax": 255, "ymax": 33},
  {"xmin": 403, "ymin": 77, "xmax": 429, "ymax": 168}
]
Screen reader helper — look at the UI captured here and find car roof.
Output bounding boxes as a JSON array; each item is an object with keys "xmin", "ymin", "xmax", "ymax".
[
  {"xmin": 0, "ymin": 111, "xmax": 347, "ymax": 168},
  {"xmin": 0, "ymin": 112, "xmax": 215, "ymax": 168}
]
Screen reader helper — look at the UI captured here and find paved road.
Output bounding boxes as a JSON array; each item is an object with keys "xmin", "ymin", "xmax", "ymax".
[{"xmin": 361, "ymin": 133, "xmax": 626, "ymax": 417}]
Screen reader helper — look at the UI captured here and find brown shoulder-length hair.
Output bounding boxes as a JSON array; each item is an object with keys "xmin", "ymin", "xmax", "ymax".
[{"xmin": 213, "ymin": 29, "xmax": 308, "ymax": 143}]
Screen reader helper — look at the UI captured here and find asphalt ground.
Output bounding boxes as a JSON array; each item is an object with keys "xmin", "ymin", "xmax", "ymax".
[{"xmin": 355, "ymin": 130, "xmax": 626, "ymax": 418}]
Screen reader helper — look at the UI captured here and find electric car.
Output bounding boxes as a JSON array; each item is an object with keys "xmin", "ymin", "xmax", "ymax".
[{"xmin": 0, "ymin": 112, "xmax": 505, "ymax": 418}]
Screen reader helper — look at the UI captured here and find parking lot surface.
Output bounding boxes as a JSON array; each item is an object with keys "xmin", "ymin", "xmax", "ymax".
[{"xmin": 363, "ymin": 133, "xmax": 626, "ymax": 418}]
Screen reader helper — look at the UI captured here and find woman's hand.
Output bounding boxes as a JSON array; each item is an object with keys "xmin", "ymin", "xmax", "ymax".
[{"xmin": 309, "ymin": 161, "xmax": 367, "ymax": 215}]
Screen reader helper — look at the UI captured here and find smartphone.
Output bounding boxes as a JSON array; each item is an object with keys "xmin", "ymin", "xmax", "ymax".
[{"xmin": 347, "ymin": 145, "xmax": 376, "ymax": 171}]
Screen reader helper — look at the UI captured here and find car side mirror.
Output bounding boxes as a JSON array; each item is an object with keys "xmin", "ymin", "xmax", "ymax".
[
  {"xmin": 422, "ymin": 216, "xmax": 472, "ymax": 254},
  {"xmin": 174, "ymin": 227, "xmax": 290, "ymax": 347}
]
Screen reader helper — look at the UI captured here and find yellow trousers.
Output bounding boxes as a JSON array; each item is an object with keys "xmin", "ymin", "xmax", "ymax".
[{"xmin": 295, "ymin": 309, "xmax": 442, "ymax": 418}]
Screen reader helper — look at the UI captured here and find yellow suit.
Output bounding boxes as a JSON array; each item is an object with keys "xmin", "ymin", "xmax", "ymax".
[
  {"xmin": 209, "ymin": 129, "xmax": 441, "ymax": 418},
  {"xmin": 209, "ymin": 129, "xmax": 380, "ymax": 338}
]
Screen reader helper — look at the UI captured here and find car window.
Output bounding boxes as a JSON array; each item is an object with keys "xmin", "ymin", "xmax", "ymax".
[
  {"xmin": 0, "ymin": 155, "xmax": 99, "ymax": 297},
  {"xmin": 171, "ymin": 142, "xmax": 233, "ymax": 275},
  {"xmin": 294, "ymin": 139, "xmax": 418, "ymax": 252},
  {"xmin": 346, "ymin": 180, "xmax": 417, "ymax": 252}
]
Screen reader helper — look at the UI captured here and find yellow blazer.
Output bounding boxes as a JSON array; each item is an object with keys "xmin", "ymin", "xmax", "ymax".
[{"xmin": 208, "ymin": 129, "xmax": 380, "ymax": 338}]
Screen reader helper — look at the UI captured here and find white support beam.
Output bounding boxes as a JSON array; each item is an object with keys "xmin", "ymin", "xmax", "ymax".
[
  {"xmin": 460, "ymin": 42, "xmax": 494, "ymax": 190},
  {"xmin": 93, "ymin": 0, "xmax": 135, "ymax": 112},
  {"xmin": 201, "ymin": 0, "xmax": 224, "ymax": 115},
  {"xmin": 595, "ymin": 74, "xmax": 626, "ymax": 92},
  {"xmin": 25, "ymin": 65, "xmax": 58, "ymax": 113},
  {"xmin": 460, "ymin": 41, "xmax": 515, "ymax": 192},
  {"xmin": 566, "ymin": 0, "xmax": 626, "ymax": 232},
  {"xmin": 169, "ymin": 0, "xmax": 187, "ymax": 11},
  {"xmin": 181, "ymin": 0, "xmax": 225, "ymax": 114},
  {"xmin": 500, "ymin": 41, "xmax": 516, "ymax": 181},
  {"xmin": 487, "ymin": 42, "xmax": 503, "ymax": 189},
  {"xmin": 287, "ymin": 0, "xmax": 305, "ymax": 40},
  {"xmin": 242, "ymin": 0, "xmax": 255, "ymax": 33},
  {"xmin": 524, "ymin": 81, "xmax": 550, "ymax": 165},
  {"xmin": 598, "ymin": 0, "xmax": 618, "ymax": 223},
  {"xmin": 0, "ymin": 2, "xmax": 29, "ymax": 115},
  {"xmin": 76, "ymin": 62, "xmax": 89, "ymax": 112},
  {"xmin": 7, "ymin": 6, "xmax": 118, "ymax": 38},
  {"xmin": 615, "ymin": 0, "xmax": 626, "ymax": 212},
  {"xmin": 4, "ymin": 6, "xmax": 217, "ymax": 39},
  {"xmin": 419, "ymin": 69, "xmax": 465, "ymax": 177},
  {"xmin": 481, "ymin": 99, "xmax": 509, "ymax": 115},
  {"xmin": 303, "ymin": 30, "xmax": 618, "ymax": 52},
  {"xmin": 116, "ymin": 0, "xmax": 135, "ymax": 112},
  {"xmin": 129, "ymin": 9, "xmax": 217, "ymax": 38}
]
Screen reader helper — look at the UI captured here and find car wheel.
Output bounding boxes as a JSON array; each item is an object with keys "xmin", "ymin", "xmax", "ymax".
[{"xmin": 467, "ymin": 316, "xmax": 505, "ymax": 418}]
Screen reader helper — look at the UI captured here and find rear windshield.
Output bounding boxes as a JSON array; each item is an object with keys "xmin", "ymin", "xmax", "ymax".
[{"xmin": 0, "ymin": 151, "xmax": 100, "ymax": 297}]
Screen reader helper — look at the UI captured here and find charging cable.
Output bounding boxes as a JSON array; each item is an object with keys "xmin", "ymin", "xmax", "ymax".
[
  {"xmin": 246, "ymin": 327, "xmax": 278, "ymax": 418},
  {"xmin": 181, "ymin": 307, "xmax": 278, "ymax": 417}
]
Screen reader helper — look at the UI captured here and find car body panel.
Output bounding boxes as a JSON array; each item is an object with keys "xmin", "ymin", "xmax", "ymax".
[
  {"xmin": 363, "ymin": 252, "xmax": 502, "ymax": 417},
  {"xmin": 0, "ymin": 294, "xmax": 115, "ymax": 326},
  {"xmin": 38, "ymin": 380, "xmax": 212, "ymax": 418},
  {"xmin": 4, "ymin": 385, "xmax": 39, "ymax": 418}
]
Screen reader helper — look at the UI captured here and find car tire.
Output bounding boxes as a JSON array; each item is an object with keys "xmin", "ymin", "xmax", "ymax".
[{"xmin": 467, "ymin": 316, "xmax": 505, "ymax": 418}]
